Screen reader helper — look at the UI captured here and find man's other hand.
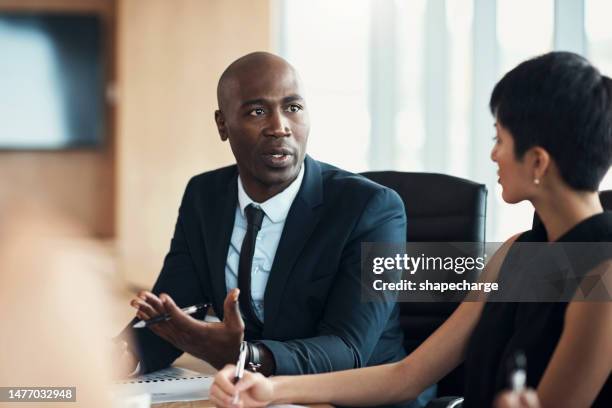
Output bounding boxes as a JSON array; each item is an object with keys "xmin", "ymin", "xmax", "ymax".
[
  {"xmin": 112, "ymin": 339, "xmax": 138, "ymax": 379},
  {"xmin": 130, "ymin": 288, "xmax": 245, "ymax": 369}
]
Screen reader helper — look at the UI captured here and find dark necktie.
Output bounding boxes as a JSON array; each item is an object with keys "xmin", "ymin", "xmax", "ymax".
[{"xmin": 238, "ymin": 204, "xmax": 265, "ymax": 331}]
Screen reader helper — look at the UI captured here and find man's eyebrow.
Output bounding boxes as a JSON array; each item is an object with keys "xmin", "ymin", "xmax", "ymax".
[
  {"xmin": 283, "ymin": 94, "xmax": 305, "ymax": 104},
  {"xmin": 240, "ymin": 98, "xmax": 266, "ymax": 108},
  {"xmin": 240, "ymin": 95, "xmax": 304, "ymax": 108}
]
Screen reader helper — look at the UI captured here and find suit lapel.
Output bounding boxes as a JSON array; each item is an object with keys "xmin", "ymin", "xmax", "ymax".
[
  {"xmin": 202, "ymin": 169, "xmax": 238, "ymax": 319},
  {"xmin": 263, "ymin": 156, "xmax": 323, "ymax": 335}
]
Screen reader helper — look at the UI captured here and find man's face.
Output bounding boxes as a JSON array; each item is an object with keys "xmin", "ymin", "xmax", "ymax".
[{"xmin": 216, "ymin": 60, "xmax": 310, "ymax": 197}]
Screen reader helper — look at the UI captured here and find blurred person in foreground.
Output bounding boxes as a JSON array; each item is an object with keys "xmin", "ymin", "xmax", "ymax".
[
  {"xmin": 211, "ymin": 52, "xmax": 612, "ymax": 408},
  {"xmin": 0, "ymin": 203, "xmax": 120, "ymax": 407}
]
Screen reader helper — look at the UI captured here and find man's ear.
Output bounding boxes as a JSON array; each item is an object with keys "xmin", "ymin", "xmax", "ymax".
[{"xmin": 215, "ymin": 110, "xmax": 228, "ymax": 141}]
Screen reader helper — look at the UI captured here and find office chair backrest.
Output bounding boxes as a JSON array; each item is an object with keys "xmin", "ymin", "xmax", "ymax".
[{"xmin": 361, "ymin": 171, "xmax": 487, "ymax": 396}]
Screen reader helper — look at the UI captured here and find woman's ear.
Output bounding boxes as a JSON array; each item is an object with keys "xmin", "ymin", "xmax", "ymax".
[{"xmin": 529, "ymin": 147, "xmax": 550, "ymax": 182}]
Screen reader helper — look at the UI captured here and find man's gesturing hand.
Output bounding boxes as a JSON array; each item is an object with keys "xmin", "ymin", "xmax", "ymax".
[{"xmin": 130, "ymin": 288, "xmax": 245, "ymax": 369}]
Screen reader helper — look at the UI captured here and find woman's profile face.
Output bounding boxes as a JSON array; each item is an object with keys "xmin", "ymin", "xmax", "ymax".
[{"xmin": 490, "ymin": 122, "xmax": 533, "ymax": 204}]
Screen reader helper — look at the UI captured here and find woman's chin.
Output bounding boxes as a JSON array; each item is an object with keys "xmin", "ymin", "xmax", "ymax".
[
  {"xmin": 501, "ymin": 189, "xmax": 520, "ymax": 204},
  {"xmin": 502, "ymin": 190, "xmax": 525, "ymax": 204}
]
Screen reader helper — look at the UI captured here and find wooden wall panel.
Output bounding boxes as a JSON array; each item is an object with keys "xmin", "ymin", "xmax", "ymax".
[{"xmin": 116, "ymin": 0, "xmax": 271, "ymax": 286}]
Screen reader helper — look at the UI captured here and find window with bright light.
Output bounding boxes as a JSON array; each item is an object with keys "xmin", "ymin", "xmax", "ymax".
[
  {"xmin": 446, "ymin": 0, "xmax": 473, "ymax": 179},
  {"xmin": 586, "ymin": 0, "xmax": 612, "ymax": 190},
  {"xmin": 281, "ymin": 0, "xmax": 370, "ymax": 173},
  {"xmin": 394, "ymin": 0, "xmax": 427, "ymax": 172},
  {"xmin": 280, "ymin": 0, "xmax": 611, "ymax": 241},
  {"xmin": 497, "ymin": 0, "xmax": 554, "ymax": 74}
]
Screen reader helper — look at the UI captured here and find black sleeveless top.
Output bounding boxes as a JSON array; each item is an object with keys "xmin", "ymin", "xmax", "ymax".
[{"xmin": 463, "ymin": 212, "xmax": 612, "ymax": 407}]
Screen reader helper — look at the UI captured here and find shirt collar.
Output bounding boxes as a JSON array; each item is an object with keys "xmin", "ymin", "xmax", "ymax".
[{"xmin": 237, "ymin": 162, "xmax": 305, "ymax": 224}]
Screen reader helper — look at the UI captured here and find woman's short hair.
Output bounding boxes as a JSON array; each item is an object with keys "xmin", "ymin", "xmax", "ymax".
[{"xmin": 490, "ymin": 51, "xmax": 612, "ymax": 191}]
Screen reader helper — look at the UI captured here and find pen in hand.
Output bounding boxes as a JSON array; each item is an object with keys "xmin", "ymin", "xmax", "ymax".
[
  {"xmin": 232, "ymin": 341, "xmax": 248, "ymax": 405},
  {"xmin": 132, "ymin": 303, "xmax": 210, "ymax": 328},
  {"xmin": 509, "ymin": 350, "xmax": 527, "ymax": 392}
]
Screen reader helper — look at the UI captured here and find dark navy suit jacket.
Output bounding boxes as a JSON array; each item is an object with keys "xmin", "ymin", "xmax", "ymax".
[{"xmin": 128, "ymin": 155, "xmax": 407, "ymax": 376}]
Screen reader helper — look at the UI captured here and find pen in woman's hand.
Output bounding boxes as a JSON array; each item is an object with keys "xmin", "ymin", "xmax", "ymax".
[
  {"xmin": 232, "ymin": 341, "xmax": 248, "ymax": 404},
  {"xmin": 509, "ymin": 351, "xmax": 527, "ymax": 392}
]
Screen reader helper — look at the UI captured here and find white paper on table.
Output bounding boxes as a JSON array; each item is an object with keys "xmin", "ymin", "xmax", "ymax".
[{"xmin": 113, "ymin": 366, "xmax": 213, "ymax": 403}]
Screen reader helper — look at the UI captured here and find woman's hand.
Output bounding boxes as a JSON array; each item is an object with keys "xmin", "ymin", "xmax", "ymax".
[
  {"xmin": 495, "ymin": 389, "xmax": 541, "ymax": 408},
  {"xmin": 210, "ymin": 365, "xmax": 274, "ymax": 408}
]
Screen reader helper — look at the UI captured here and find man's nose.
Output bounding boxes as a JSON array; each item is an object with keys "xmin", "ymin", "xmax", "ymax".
[{"xmin": 265, "ymin": 110, "xmax": 291, "ymax": 138}]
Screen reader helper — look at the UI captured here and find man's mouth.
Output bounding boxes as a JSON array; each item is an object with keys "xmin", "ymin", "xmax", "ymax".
[
  {"xmin": 265, "ymin": 146, "xmax": 293, "ymax": 155},
  {"xmin": 262, "ymin": 148, "xmax": 294, "ymax": 168}
]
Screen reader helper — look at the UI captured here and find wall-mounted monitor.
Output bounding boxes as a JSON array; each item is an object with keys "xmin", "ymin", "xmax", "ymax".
[{"xmin": 0, "ymin": 13, "xmax": 105, "ymax": 149}]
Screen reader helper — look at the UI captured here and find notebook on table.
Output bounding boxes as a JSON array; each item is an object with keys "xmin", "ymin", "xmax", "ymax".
[{"xmin": 113, "ymin": 366, "xmax": 212, "ymax": 404}]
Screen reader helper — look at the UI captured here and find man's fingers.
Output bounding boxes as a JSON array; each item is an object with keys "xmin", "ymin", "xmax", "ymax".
[
  {"xmin": 136, "ymin": 310, "xmax": 151, "ymax": 321},
  {"xmin": 223, "ymin": 288, "xmax": 245, "ymax": 332},
  {"xmin": 160, "ymin": 293, "xmax": 199, "ymax": 329},
  {"xmin": 131, "ymin": 298, "xmax": 158, "ymax": 318},
  {"xmin": 138, "ymin": 291, "xmax": 166, "ymax": 315}
]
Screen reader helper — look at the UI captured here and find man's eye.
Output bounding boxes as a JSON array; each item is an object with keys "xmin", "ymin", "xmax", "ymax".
[
  {"xmin": 249, "ymin": 108, "xmax": 265, "ymax": 116},
  {"xmin": 286, "ymin": 104, "xmax": 302, "ymax": 113}
]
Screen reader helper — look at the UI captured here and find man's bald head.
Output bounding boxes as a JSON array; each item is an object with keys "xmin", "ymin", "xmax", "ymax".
[
  {"xmin": 213, "ymin": 51, "xmax": 310, "ymax": 203},
  {"xmin": 216, "ymin": 52, "xmax": 301, "ymax": 112}
]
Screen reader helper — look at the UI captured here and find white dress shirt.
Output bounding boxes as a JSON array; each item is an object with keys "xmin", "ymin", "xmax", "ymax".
[{"xmin": 225, "ymin": 163, "xmax": 305, "ymax": 322}]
